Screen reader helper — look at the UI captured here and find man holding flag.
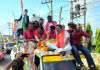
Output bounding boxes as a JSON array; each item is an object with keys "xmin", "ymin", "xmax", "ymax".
[
  {"xmin": 15, "ymin": 0, "xmax": 29, "ymax": 32},
  {"xmin": 16, "ymin": 9, "xmax": 29, "ymax": 32}
]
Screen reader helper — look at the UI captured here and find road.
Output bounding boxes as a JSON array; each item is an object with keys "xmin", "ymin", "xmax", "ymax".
[{"xmin": 0, "ymin": 54, "xmax": 11, "ymax": 70}]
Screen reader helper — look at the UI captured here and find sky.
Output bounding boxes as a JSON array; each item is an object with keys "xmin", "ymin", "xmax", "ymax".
[{"xmin": 0, "ymin": 0, "xmax": 100, "ymax": 36}]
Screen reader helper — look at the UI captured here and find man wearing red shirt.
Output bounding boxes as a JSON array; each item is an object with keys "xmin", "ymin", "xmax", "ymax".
[
  {"xmin": 34, "ymin": 26, "xmax": 47, "ymax": 41},
  {"xmin": 45, "ymin": 15, "xmax": 56, "ymax": 32},
  {"xmin": 23, "ymin": 23, "xmax": 35, "ymax": 40},
  {"xmin": 39, "ymin": 18, "xmax": 45, "ymax": 29},
  {"xmin": 48, "ymin": 26, "xmax": 56, "ymax": 39},
  {"xmin": 68, "ymin": 22, "xmax": 96, "ymax": 70}
]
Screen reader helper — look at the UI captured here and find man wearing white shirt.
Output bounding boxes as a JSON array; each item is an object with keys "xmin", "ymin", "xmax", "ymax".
[{"xmin": 46, "ymin": 25, "xmax": 72, "ymax": 53}]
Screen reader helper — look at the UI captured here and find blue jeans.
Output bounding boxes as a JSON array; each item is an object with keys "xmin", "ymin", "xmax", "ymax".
[{"xmin": 71, "ymin": 45, "xmax": 95, "ymax": 69}]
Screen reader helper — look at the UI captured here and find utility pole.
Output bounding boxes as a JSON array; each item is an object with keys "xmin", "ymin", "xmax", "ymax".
[
  {"xmin": 11, "ymin": 23, "xmax": 13, "ymax": 36},
  {"xmin": 8, "ymin": 22, "xmax": 11, "ymax": 35},
  {"xmin": 59, "ymin": 7, "xmax": 62, "ymax": 24},
  {"xmin": 84, "ymin": 0, "xmax": 86, "ymax": 31},
  {"xmin": 41, "ymin": 0, "xmax": 53, "ymax": 17},
  {"xmin": 8, "ymin": 22, "xmax": 13, "ymax": 36},
  {"xmin": 50, "ymin": 0, "xmax": 53, "ymax": 16},
  {"xmin": 70, "ymin": 0, "xmax": 73, "ymax": 22}
]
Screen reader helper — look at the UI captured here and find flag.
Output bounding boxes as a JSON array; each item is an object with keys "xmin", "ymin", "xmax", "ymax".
[
  {"xmin": 13, "ymin": 20, "xmax": 17, "ymax": 35},
  {"xmin": 20, "ymin": 0, "xmax": 26, "ymax": 32},
  {"xmin": 22, "ymin": 16, "xmax": 26, "ymax": 32},
  {"xmin": 13, "ymin": 21, "xmax": 16, "ymax": 32},
  {"xmin": 20, "ymin": 0, "xmax": 23, "ymax": 12}
]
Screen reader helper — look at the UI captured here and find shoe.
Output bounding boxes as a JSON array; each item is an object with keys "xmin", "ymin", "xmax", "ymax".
[
  {"xmin": 89, "ymin": 65, "xmax": 96, "ymax": 70},
  {"xmin": 76, "ymin": 65, "xmax": 87, "ymax": 70}
]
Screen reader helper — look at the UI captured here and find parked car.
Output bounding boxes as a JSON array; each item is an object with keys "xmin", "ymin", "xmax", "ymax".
[
  {"xmin": 5, "ymin": 42, "xmax": 15, "ymax": 54},
  {"xmin": 0, "ymin": 44, "xmax": 5, "ymax": 60}
]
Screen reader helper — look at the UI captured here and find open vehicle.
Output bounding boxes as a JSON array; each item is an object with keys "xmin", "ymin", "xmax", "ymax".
[{"xmin": 18, "ymin": 40, "xmax": 85, "ymax": 70}]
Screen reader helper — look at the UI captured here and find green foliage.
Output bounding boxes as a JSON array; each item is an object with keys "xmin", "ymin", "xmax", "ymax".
[
  {"xmin": 86, "ymin": 23, "xmax": 93, "ymax": 35},
  {"xmin": 86, "ymin": 23, "xmax": 93, "ymax": 50},
  {"xmin": 95, "ymin": 29, "xmax": 100, "ymax": 53}
]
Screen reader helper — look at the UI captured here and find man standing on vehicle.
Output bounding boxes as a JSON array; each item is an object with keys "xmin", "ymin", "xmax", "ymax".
[
  {"xmin": 45, "ymin": 15, "xmax": 56, "ymax": 32},
  {"xmin": 16, "ymin": 9, "xmax": 29, "ymax": 31}
]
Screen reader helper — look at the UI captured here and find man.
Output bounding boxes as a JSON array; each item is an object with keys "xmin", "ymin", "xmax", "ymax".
[
  {"xmin": 33, "ymin": 21, "xmax": 39, "ymax": 30},
  {"xmin": 5, "ymin": 53, "xmax": 38, "ymax": 70},
  {"xmin": 17, "ymin": 9, "xmax": 29, "ymax": 31},
  {"xmin": 48, "ymin": 26, "xmax": 56, "ymax": 39},
  {"xmin": 23, "ymin": 22, "xmax": 35, "ymax": 41},
  {"xmin": 56, "ymin": 25, "xmax": 72, "ymax": 52},
  {"xmin": 62, "ymin": 24, "xmax": 65, "ymax": 30},
  {"xmin": 68, "ymin": 22, "xmax": 96, "ymax": 70},
  {"xmin": 46, "ymin": 25, "xmax": 72, "ymax": 52},
  {"xmin": 45, "ymin": 15, "xmax": 56, "ymax": 32},
  {"xmin": 34, "ymin": 26, "xmax": 47, "ymax": 41},
  {"xmin": 39, "ymin": 18, "xmax": 45, "ymax": 28},
  {"xmin": 45, "ymin": 25, "xmax": 72, "ymax": 70},
  {"xmin": 5, "ymin": 57, "xmax": 24, "ymax": 70}
]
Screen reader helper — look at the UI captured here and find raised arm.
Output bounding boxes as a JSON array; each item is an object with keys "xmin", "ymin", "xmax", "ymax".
[{"xmin": 17, "ymin": 15, "xmax": 22, "ymax": 21}]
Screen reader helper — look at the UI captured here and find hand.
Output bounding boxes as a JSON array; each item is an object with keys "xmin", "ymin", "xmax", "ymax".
[
  {"xmin": 29, "ymin": 49, "xmax": 34, "ymax": 54},
  {"xmin": 15, "ymin": 52, "xmax": 22, "ymax": 59},
  {"xmin": 83, "ymin": 43, "xmax": 88, "ymax": 48},
  {"xmin": 29, "ymin": 54, "xmax": 33, "ymax": 64},
  {"xmin": 55, "ymin": 48, "xmax": 63, "ymax": 53}
]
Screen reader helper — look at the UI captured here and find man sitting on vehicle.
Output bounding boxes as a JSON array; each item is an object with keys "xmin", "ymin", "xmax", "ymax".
[
  {"xmin": 67, "ymin": 22, "xmax": 96, "ymax": 70},
  {"xmin": 48, "ymin": 26, "xmax": 56, "ymax": 39},
  {"xmin": 34, "ymin": 26, "xmax": 47, "ymax": 41},
  {"xmin": 45, "ymin": 15, "xmax": 56, "ymax": 32},
  {"xmin": 46, "ymin": 24, "xmax": 72, "ymax": 53},
  {"xmin": 23, "ymin": 22, "xmax": 35, "ymax": 41}
]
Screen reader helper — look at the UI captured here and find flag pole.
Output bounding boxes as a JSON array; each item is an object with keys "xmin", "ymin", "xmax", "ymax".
[
  {"xmin": 12, "ymin": 11, "xmax": 15, "ymax": 20},
  {"xmin": 20, "ymin": 0, "xmax": 24, "ymax": 32},
  {"xmin": 20, "ymin": 0, "xmax": 24, "ymax": 14}
]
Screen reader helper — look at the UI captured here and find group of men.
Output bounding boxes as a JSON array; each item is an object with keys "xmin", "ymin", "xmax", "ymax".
[{"xmin": 7, "ymin": 9, "xmax": 96, "ymax": 70}]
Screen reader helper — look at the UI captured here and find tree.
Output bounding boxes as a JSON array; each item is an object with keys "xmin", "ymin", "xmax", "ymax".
[
  {"xmin": 86, "ymin": 23, "xmax": 93, "ymax": 35},
  {"xmin": 95, "ymin": 29, "xmax": 100, "ymax": 53},
  {"xmin": 86, "ymin": 23, "xmax": 93, "ymax": 50}
]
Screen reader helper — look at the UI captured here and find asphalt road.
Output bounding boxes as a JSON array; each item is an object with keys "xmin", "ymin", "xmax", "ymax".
[{"xmin": 0, "ymin": 54, "xmax": 11, "ymax": 70}]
